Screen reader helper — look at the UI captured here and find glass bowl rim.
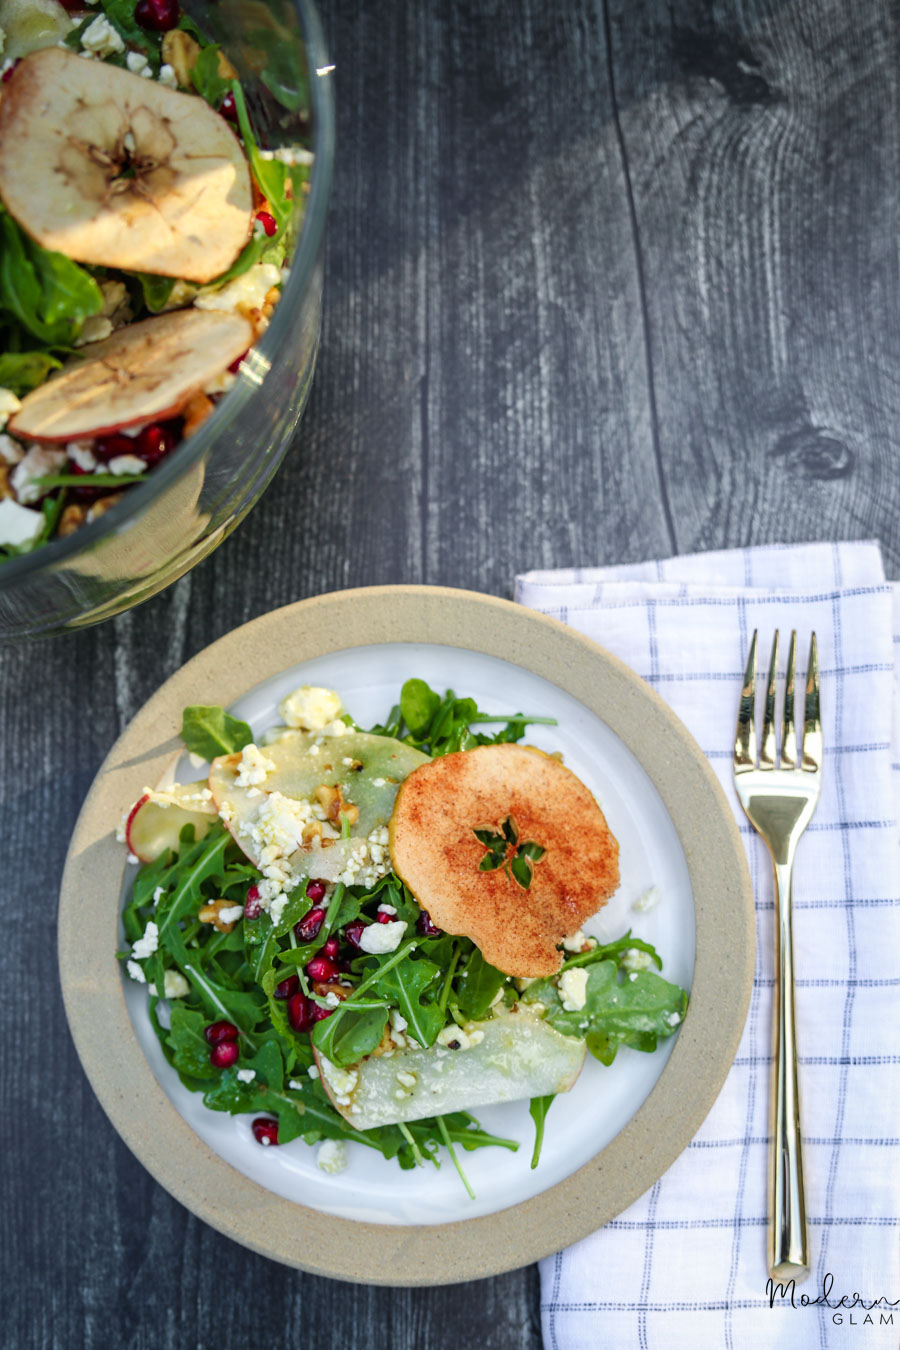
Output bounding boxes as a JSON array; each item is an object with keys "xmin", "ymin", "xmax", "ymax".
[{"xmin": 0, "ymin": 0, "xmax": 335, "ymax": 590}]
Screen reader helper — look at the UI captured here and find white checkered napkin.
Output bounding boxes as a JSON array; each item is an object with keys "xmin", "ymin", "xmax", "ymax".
[{"xmin": 515, "ymin": 542, "xmax": 900, "ymax": 1350}]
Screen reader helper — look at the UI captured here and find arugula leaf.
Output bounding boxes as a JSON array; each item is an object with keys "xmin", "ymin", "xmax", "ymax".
[
  {"xmin": 455, "ymin": 949, "xmax": 508, "ymax": 1021},
  {"xmin": 400, "ymin": 678, "xmax": 441, "ymax": 735},
  {"xmin": 311, "ymin": 1003, "xmax": 389, "ymax": 1066},
  {"xmin": 180, "ymin": 706, "xmax": 253, "ymax": 759},
  {"xmin": 522, "ymin": 960, "xmax": 688, "ymax": 1066},
  {"xmin": 190, "ymin": 44, "xmax": 231, "ymax": 106},
  {"xmin": 371, "ymin": 952, "xmax": 444, "ymax": 1049},
  {"xmin": 0, "ymin": 351, "xmax": 61, "ymax": 395},
  {"xmin": 0, "ymin": 211, "xmax": 102, "ymax": 345},
  {"xmin": 529, "ymin": 1094, "xmax": 555, "ymax": 1169},
  {"xmin": 166, "ymin": 1003, "xmax": 218, "ymax": 1083},
  {"xmin": 132, "ymin": 272, "xmax": 177, "ymax": 314}
]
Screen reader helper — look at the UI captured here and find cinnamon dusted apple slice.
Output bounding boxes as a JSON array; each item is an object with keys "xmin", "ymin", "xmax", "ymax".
[
  {"xmin": 314, "ymin": 1006, "xmax": 586, "ymax": 1130},
  {"xmin": 9, "ymin": 309, "xmax": 253, "ymax": 441},
  {"xmin": 0, "ymin": 46, "xmax": 253, "ymax": 282},
  {"xmin": 389, "ymin": 743, "xmax": 620, "ymax": 978},
  {"xmin": 125, "ymin": 781, "xmax": 218, "ymax": 863}
]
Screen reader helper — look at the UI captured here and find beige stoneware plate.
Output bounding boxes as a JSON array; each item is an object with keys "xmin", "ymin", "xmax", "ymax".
[{"xmin": 58, "ymin": 586, "xmax": 754, "ymax": 1284}]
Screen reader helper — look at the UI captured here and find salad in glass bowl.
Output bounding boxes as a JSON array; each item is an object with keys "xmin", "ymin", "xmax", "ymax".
[
  {"xmin": 118, "ymin": 678, "xmax": 690, "ymax": 1195},
  {"xmin": 0, "ymin": 0, "xmax": 312, "ymax": 561}
]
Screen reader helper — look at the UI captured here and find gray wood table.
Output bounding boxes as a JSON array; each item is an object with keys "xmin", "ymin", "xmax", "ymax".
[{"xmin": 4, "ymin": 0, "xmax": 898, "ymax": 1344}]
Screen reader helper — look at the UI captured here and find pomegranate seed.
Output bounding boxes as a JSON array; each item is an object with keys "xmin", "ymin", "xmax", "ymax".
[
  {"xmin": 227, "ymin": 349, "xmax": 248, "ymax": 374},
  {"xmin": 251, "ymin": 1117, "xmax": 279, "ymax": 1146},
  {"xmin": 287, "ymin": 992, "xmax": 315, "ymax": 1032},
  {"xmin": 135, "ymin": 423, "xmax": 174, "ymax": 466},
  {"xmin": 256, "ymin": 210, "xmax": 277, "ymax": 238},
  {"xmin": 295, "ymin": 906, "xmax": 325, "ymax": 941},
  {"xmin": 274, "ymin": 974, "xmax": 300, "ymax": 1000},
  {"xmin": 219, "ymin": 90, "xmax": 238, "ymax": 122},
  {"xmin": 376, "ymin": 910, "xmax": 393, "ymax": 924},
  {"xmin": 204, "ymin": 1020, "xmax": 238, "ymax": 1045},
  {"xmin": 344, "ymin": 920, "xmax": 366, "ymax": 949},
  {"xmin": 93, "ymin": 432, "xmax": 134, "ymax": 464},
  {"xmin": 322, "ymin": 936, "xmax": 340, "ymax": 959},
  {"xmin": 210, "ymin": 1039, "xmax": 239, "ymax": 1068},
  {"xmin": 2, "ymin": 59, "xmax": 20, "ymax": 83},
  {"xmin": 417, "ymin": 910, "xmax": 442, "ymax": 937},
  {"xmin": 312, "ymin": 1002, "xmax": 334, "ymax": 1022},
  {"xmin": 244, "ymin": 884, "xmax": 262, "ymax": 919},
  {"xmin": 306, "ymin": 879, "xmax": 327, "ymax": 903},
  {"xmin": 307, "ymin": 954, "xmax": 341, "ymax": 983},
  {"xmin": 135, "ymin": 0, "xmax": 180, "ymax": 31}
]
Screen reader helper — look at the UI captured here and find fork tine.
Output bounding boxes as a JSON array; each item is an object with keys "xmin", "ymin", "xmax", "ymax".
[
  {"xmin": 781, "ymin": 630, "xmax": 798, "ymax": 768},
  {"xmin": 760, "ymin": 631, "xmax": 779, "ymax": 768},
  {"xmin": 734, "ymin": 630, "xmax": 758, "ymax": 772},
  {"xmin": 802, "ymin": 632, "xmax": 822, "ymax": 772}
]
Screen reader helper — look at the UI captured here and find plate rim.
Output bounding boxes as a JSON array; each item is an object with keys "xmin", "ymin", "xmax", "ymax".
[{"xmin": 58, "ymin": 584, "xmax": 755, "ymax": 1285}]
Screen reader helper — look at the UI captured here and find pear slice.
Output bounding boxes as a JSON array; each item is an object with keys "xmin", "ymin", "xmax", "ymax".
[
  {"xmin": 9, "ymin": 309, "xmax": 254, "ymax": 441},
  {"xmin": 389, "ymin": 743, "xmax": 620, "ymax": 978},
  {"xmin": 314, "ymin": 1006, "xmax": 586, "ymax": 1130},
  {"xmin": 0, "ymin": 0, "xmax": 73, "ymax": 60},
  {"xmin": 125, "ymin": 781, "xmax": 218, "ymax": 863},
  {"xmin": 0, "ymin": 47, "xmax": 253, "ymax": 282}
]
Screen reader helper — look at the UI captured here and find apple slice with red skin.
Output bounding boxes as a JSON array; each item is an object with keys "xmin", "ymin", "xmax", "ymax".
[
  {"xmin": 9, "ymin": 310, "xmax": 254, "ymax": 442},
  {"xmin": 313, "ymin": 1006, "xmax": 586, "ymax": 1131},
  {"xmin": 126, "ymin": 780, "xmax": 218, "ymax": 862}
]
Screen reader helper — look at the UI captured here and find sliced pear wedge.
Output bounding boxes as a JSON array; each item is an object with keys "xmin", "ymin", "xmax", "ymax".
[
  {"xmin": 209, "ymin": 730, "xmax": 429, "ymax": 874},
  {"xmin": 0, "ymin": 0, "xmax": 73, "ymax": 60},
  {"xmin": 315, "ymin": 1007, "xmax": 586, "ymax": 1130},
  {"xmin": 0, "ymin": 47, "xmax": 253, "ymax": 282},
  {"xmin": 125, "ymin": 781, "xmax": 218, "ymax": 862},
  {"xmin": 9, "ymin": 309, "xmax": 254, "ymax": 440},
  {"xmin": 390, "ymin": 743, "xmax": 620, "ymax": 978}
]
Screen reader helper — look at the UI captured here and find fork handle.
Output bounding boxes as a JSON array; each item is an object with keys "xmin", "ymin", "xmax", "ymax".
[{"xmin": 770, "ymin": 857, "xmax": 809, "ymax": 1280}]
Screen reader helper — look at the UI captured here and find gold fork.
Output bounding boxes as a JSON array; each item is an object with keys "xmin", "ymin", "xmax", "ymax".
[{"xmin": 733, "ymin": 630, "xmax": 822, "ymax": 1281}]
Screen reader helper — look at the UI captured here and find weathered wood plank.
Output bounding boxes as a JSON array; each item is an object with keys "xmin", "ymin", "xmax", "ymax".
[{"xmin": 605, "ymin": 0, "xmax": 900, "ymax": 566}]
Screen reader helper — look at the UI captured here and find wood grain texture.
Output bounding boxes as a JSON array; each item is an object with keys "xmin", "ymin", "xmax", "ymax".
[{"xmin": 3, "ymin": 0, "xmax": 900, "ymax": 1344}]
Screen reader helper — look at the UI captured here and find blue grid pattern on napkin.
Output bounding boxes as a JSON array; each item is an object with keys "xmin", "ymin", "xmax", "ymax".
[{"xmin": 516, "ymin": 542, "xmax": 900, "ymax": 1350}]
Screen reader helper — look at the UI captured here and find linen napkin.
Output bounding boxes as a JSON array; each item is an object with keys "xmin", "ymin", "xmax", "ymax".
[{"xmin": 516, "ymin": 542, "xmax": 900, "ymax": 1349}]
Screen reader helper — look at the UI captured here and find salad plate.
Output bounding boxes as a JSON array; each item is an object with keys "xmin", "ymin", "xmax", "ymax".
[{"xmin": 58, "ymin": 585, "xmax": 754, "ymax": 1284}]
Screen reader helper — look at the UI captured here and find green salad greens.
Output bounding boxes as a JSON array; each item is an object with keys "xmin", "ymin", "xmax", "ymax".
[{"xmin": 119, "ymin": 679, "xmax": 689, "ymax": 1194}]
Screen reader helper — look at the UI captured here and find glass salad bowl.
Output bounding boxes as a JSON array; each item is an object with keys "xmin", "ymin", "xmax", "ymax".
[{"xmin": 0, "ymin": 0, "xmax": 334, "ymax": 640}]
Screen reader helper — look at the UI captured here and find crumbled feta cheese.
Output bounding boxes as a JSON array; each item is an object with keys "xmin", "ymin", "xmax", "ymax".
[
  {"xmin": 236, "ymin": 1068, "xmax": 256, "ymax": 1083},
  {"xmin": 621, "ymin": 947, "xmax": 655, "ymax": 973},
  {"xmin": 561, "ymin": 929, "xmax": 587, "ymax": 952},
  {"xmin": 74, "ymin": 314, "xmax": 114, "ymax": 347},
  {"xmin": 67, "ymin": 442, "xmax": 97, "ymax": 472},
  {"xmin": 10, "ymin": 444, "xmax": 66, "ymax": 504},
  {"xmin": 157, "ymin": 63, "xmax": 178, "ymax": 87},
  {"xmin": 633, "ymin": 885, "xmax": 661, "ymax": 913},
  {"xmin": 666, "ymin": 1010, "xmax": 682, "ymax": 1027},
  {"xmin": 149, "ymin": 968, "xmax": 191, "ymax": 999},
  {"xmin": 357, "ymin": 919, "xmax": 406, "ymax": 954},
  {"xmin": 235, "ymin": 743, "xmax": 276, "ymax": 788},
  {"xmin": 126, "ymin": 959, "xmax": 146, "ymax": 983},
  {"xmin": 106, "ymin": 453, "xmax": 146, "ymax": 476},
  {"xmin": 288, "ymin": 1078, "xmax": 305, "ymax": 1089},
  {"xmin": 132, "ymin": 921, "xmax": 159, "ymax": 960},
  {"xmin": 0, "ymin": 433, "xmax": 23, "ymax": 465},
  {"xmin": 268, "ymin": 893, "xmax": 289, "ymax": 926},
  {"xmin": 0, "ymin": 498, "xmax": 43, "ymax": 548},
  {"xmin": 218, "ymin": 904, "xmax": 244, "ymax": 925},
  {"xmin": 126, "ymin": 851, "xmax": 140, "ymax": 866},
  {"xmin": 320, "ymin": 1057, "xmax": 358, "ymax": 1105},
  {"xmin": 316, "ymin": 1139, "xmax": 347, "ymax": 1174},
  {"xmin": 258, "ymin": 144, "xmax": 314, "ymax": 166},
  {"xmin": 81, "ymin": 14, "xmax": 125, "ymax": 58},
  {"xmin": 0, "ymin": 388, "xmax": 21, "ymax": 430},
  {"xmin": 278, "ymin": 685, "xmax": 344, "ymax": 731},
  {"xmin": 324, "ymin": 719, "xmax": 348, "ymax": 736},
  {"xmin": 377, "ymin": 903, "xmax": 397, "ymax": 916},
  {"xmin": 559, "ymin": 967, "xmax": 589, "ymax": 1011},
  {"xmin": 307, "ymin": 1066, "xmax": 319, "ymax": 1080},
  {"xmin": 194, "ymin": 263, "xmax": 281, "ymax": 319},
  {"xmin": 126, "ymin": 50, "xmax": 150, "ymax": 75},
  {"xmin": 436, "ymin": 1024, "xmax": 483, "ymax": 1050}
]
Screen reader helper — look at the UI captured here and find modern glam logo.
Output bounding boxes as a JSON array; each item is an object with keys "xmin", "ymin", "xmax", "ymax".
[{"xmin": 767, "ymin": 1273, "xmax": 899, "ymax": 1327}]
